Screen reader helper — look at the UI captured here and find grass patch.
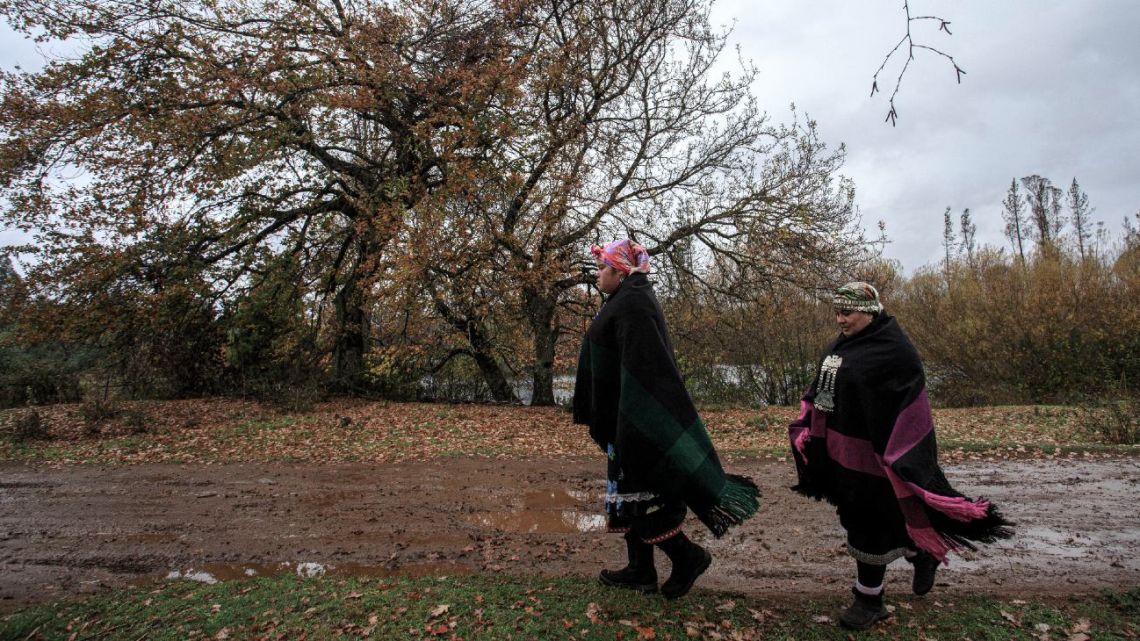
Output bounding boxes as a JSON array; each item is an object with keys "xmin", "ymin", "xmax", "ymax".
[
  {"xmin": 2, "ymin": 575, "xmax": 1138, "ymax": 641},
  {"xmin": 4, "ymin": 442, "xmax": 88, "ymax": 462}
]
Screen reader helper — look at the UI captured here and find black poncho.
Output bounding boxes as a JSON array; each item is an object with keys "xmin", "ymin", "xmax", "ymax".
[
  {"xmin": 788, "ymin": 314, "xmax": 1012, "ymax": 562},
  {"xmin": 573, "ymin": 273, "xmax": 760, "ymax": 537}
]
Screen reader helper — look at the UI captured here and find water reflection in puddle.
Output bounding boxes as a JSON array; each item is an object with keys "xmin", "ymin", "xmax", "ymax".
[
  {"xmin": 162, "ymin": 560, "xmax": 474, "ymax": 585},
  {"xmin": 466, "ymin": 488, "xmax": 606, "ymax": 533},
  {"xmin": 466, "ymin": 510, "xmax": 607, "ymax": 533}
]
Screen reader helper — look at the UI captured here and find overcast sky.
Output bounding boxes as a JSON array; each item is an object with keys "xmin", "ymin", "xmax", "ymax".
[
  {"xmin": 2, "ymin": 1, "xmax": 1138, "ymax": 273},
  {"xmin": 710, "ymin": 0, "xmax": 1140, "ymax": 272}
]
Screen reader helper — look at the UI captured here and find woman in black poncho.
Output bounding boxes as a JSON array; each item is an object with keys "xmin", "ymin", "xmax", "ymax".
[
  {"xmin": 572, "ymin": 239, "xmax": 760, "ymax": 599},
  {"xmin": 789, "ymin": 282, "xmax": 1013, "ymax": 630}
]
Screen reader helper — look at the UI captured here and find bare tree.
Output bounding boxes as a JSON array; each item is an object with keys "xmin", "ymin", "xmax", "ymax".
[
  {"xmin": 941, "ymin": 206, "xmax": 956, "ymax": 281},
  {"xmin": 1002, "ymin": 179, "xmax": 1027, "ymax": 263},
  {"xmin": 1067, "ymin": 178, "xmax": 1093, "ymax": 260},
  {"xmin": 959, "ymin": 207, "xmax": 976, "ymax": 263},
  {"xmin": 1021, "ymin": 175, "xmax": 1065, "ymax": 248}
]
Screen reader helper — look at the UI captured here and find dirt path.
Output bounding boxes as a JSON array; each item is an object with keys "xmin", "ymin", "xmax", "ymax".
[{"xmin": 2, "ymin": 457, "xmax": 1138, "ymax": 612}]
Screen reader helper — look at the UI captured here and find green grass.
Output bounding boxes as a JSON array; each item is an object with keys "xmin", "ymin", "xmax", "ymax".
[
  {"xmin": 3, "ymin": 441, "xmax": 87, "ymax": 462},
  {"xmin": 3, "ymin": 575, "xmax": 1137, "ymax": 641}
]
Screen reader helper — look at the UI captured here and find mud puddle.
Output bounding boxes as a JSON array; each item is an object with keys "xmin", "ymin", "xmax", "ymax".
[{"xmin": 465, "ymin": 489, "xmax": 606, "ymax": 533}]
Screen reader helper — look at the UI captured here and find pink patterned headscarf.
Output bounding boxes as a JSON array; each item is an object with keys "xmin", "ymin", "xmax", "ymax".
[{"xmin": 591, "ymin": 239, "xmax": 651, "ymax": 275}]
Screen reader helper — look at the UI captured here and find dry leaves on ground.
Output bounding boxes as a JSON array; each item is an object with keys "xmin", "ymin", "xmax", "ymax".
[{"xmin": 0, "ymin": 398, "xmax": 1125, "ymax": 466}]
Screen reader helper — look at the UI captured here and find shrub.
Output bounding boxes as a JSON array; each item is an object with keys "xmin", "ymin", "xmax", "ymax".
[
  {"xmin": 1080, "ymin": 394, "xmax": 1140, "ymax": 445},
  {"xmin": 7, "ymin": 409, "xmax": 48, "ymax": 441},
  {"xmin": 123, "ymin": 409, "xmax": 149, "ymax": 435},
  {"xmin": 79, "ymin": 399, "xmax": 122, "ymax": 423}
]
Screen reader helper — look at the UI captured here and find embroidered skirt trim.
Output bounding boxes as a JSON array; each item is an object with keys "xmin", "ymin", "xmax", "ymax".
[
  {"xmin": 847, "ymin": 543, "xmax": 912, "ymax": 565},
  {"xmin": 605, "ymin": 491, "xmax": 660, "ymax": 504},
  {"xmin": 643, "ymin": 525, "xmax": 684, "ymax": 545}
]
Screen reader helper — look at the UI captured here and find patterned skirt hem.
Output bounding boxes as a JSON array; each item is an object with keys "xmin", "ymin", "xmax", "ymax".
[{"xmin": 846, "ymin": 543, "xmax": 913, "ymax": 565}]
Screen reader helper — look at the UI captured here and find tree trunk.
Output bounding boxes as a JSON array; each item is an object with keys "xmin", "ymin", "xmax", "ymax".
[
  {"xmin": 463, "ymin": 319, "xmax": 519, "ymax": 403},
  {"xmin": 429, "ymin": 290, "xmax": 519, "ymax": 403},
  {"xmin": 526, "ymin": 291, "xmax": 558, "ymax": 406},
  {"xmin": 470, "ymin": 348, "xmax": 518, "ymax": 403},
  {"xmin": 333, "ymin": 274, "xmax": 368, "ymax": 394}
]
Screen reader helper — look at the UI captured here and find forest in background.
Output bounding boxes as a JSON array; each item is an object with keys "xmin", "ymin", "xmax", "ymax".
[{"xmin": 0, "ymin": 1, "xmax": 1135, "ymax": 417}]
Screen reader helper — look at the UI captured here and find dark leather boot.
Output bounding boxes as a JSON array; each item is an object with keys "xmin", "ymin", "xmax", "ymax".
[
  {"xmin": 839, "ymin": 587, "xmax": 890, "ymax": 630},
  {"xmin": 599, "ymin": 531, "xmax": 658, "ymax": 593},
  {"xmin": 656, "ymin": 532, "xmax": 712, "ymax": 599},
  {"xmin": 909, "ymin": 550, "xmax": 940, "ymax": 596}
]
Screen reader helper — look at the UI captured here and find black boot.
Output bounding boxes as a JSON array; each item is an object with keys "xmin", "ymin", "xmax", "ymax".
[
  {"xmin": 656, "ymin": 532, "xmax": 712, "ymax": 599},
  {"xmin": 839, "ymin": 588, "xmax": 890, "ymax": 631},
  {"xmin": 599, "ymin": 531, "xmax": 658, "ymax": 593},
  {"xmin": 909, "ymin": 550, "xmax": 940, "ymax": 596}
]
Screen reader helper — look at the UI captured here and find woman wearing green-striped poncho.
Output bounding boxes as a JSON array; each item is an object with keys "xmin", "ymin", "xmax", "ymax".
[{"xmin": 572, "ymin": 239, "xmax": 760, "ymax": 599}]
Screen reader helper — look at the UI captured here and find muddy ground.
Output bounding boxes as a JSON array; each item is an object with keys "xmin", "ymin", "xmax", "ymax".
[{"xmin": 1, "ymin": 457, "xmax": 1138, "ymax": 612}]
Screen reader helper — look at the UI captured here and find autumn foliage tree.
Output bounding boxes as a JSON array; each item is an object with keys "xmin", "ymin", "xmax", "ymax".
[
  {"xmin": 457, "ymin": 0, "xmax": 867, "ymax": 403},
  {"xmin": 1, "ymin": 0, "xmax": 532, "ymax": 396}
]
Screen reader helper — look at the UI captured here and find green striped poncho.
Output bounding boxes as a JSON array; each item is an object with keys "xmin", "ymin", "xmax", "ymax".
[{"xmin": 572, "ymin": 273, "xmax": 760, "ymax": 537}]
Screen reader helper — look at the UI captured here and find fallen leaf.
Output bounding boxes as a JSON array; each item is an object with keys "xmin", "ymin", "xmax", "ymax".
[
  {"xmin": 429, "ymin": 604, "xmax": 450, "ymax": 618},
  {"xmin": 748, "ymin": 608, "xmax": 772, "ymax": 623}
]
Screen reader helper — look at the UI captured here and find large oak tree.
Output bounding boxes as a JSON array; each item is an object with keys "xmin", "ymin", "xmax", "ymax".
[{"xmin": 2, "ymin": 0, "xmax": 869, "ymax": 402}]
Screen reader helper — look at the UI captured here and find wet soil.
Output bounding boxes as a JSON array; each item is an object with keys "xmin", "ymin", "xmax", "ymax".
[{"xmin": 1, "ymin": 457, "xmax": 1138, "ymax": 612}]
